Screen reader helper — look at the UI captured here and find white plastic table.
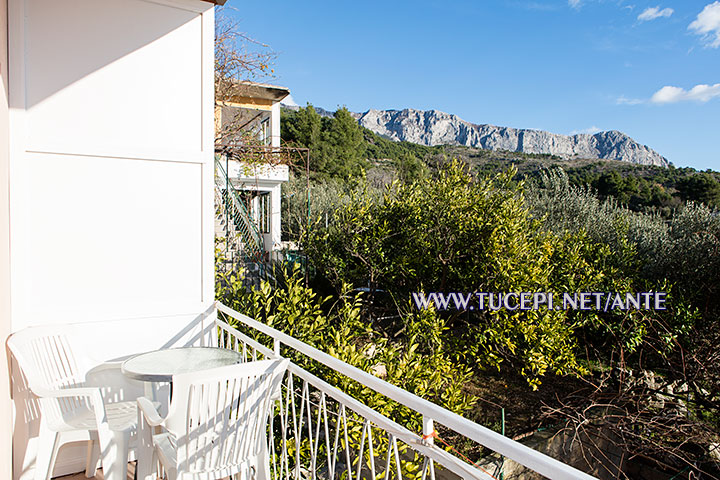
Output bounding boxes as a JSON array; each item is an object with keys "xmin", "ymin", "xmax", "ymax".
[
  {"xmin": 123, "ymin": 347, "xmax": 245, "ymax": 480},
  {"xmin": 121, "ymin": 346, "xmax": 245, "ymax": 383}
]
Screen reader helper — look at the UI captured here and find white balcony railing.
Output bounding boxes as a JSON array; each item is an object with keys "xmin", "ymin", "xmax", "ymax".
[{"xmin": 213, "ymin": 302, "xmax": 598, "ymax": 480}]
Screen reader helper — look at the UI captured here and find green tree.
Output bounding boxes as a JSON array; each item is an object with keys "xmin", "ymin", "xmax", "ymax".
[
  {"xmin": 595, "ymin": 171, "xmax": 623, "ymax": 197},
  {"xmin": 282, "ymin": 105, "xmax": 367, "ymax": 178},
  {"xmin": 323, "ymin": 107, "xmax": 366, "ymax": 178},
  {"xmin": 394, "ymin": 153, "xmax": 427, "ymax": 183},
  {"xmin": 281, "ymin": 105, "xmax": 327, "ymax": 171},
  {"xmin": 282, "ymin": 104, "xmax": 321, "ymax": 148},
  {"xmin": 676, "ymin": 173, "xmax": 720, "ymax": 207}
]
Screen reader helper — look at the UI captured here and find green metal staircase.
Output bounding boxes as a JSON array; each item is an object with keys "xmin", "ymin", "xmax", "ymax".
[{"xmin": 214, "ymin": 156, "xmax": 266, "ymax": 265}]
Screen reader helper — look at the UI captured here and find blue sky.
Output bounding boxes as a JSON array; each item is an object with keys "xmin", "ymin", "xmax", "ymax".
[{"xmin": 225, "ymin": 1, "xmax": 720, "ymax": 170}]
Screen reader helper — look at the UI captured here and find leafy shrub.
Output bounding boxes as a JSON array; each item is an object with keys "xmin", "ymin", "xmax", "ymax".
[
  {"xmin": 217, "ymin": 265, "xmax": 476, "ymax": 428},
  {"xmin": 306, "ymin": 161, "xmax": 644, "ymax": 386}
]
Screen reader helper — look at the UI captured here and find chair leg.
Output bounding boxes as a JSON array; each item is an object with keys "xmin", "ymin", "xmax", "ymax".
[
  {"xmin": 136, "ymin": 408, "xmax": 153, "ymax": 480},
  {"xmin": 85, "ymin": 432, "xmax": 100, "ymax": 478},
  {"xmin": 98, "ymin": 430, "xmax": 130, "ymax": 480},
  {"xmin": 152, "ymin": 448, "xmax": 162, "ymax": 480},
  {"xmin": 34, "ymin": 431, "xmax": 59, "ymax": 480}
]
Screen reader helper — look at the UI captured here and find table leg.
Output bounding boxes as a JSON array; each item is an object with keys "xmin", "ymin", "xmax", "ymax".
[
  {"xmin": 136, "ymin": 406, "xmax": 153, "ymax": 480},
  {"xmin": 143, "ymin": 381, "xmax": 155, "ymax": 402}
]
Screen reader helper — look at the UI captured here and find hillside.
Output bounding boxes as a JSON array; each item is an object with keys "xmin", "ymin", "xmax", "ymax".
[
  {"xmin": 367, "ymin": 139, "xmax": 719, "ymax": 214},
  {"xmin": 283, "ymin": 104, "xmax": 669, "ymax": 167},
  {"xmin": 282, "ymin": 105, "xmax": 720, "ymax": 213}
]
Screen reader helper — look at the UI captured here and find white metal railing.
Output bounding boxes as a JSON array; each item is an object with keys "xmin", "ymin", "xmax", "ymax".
[{"xmin": 213, "ymin": 301, "xmax": 598, "ymax": 480}]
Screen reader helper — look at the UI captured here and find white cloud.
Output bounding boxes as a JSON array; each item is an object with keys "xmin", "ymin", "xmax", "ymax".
[
  {"xmin": 637, "ymin": 6, "xmax": 673, "ymax": 21},
  {"xmin": 689, "ymin": 1, "xmax": 720, "ymax": 48},
  {"xmin": 616, "ymin": 95, "xmax": 644, "ymax": 105},
  {"xmin": 570, "ymin": 126, "xmax": 602, "ymax": 135},
  {"xmin": 569, "ymin": 1, "xmax": 638, "ymax": 12},
  {"xmin": 650, "ymin": 83, "xmax": 720, "ymax": 103},
  {"xmin": 280, "ymin": 94, "xmax": 299, "ymax": 107}
]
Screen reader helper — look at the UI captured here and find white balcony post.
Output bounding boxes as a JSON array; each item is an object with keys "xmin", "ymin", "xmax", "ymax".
[
  {"xmin": 422, "ymin": 416, "xmax": 437, "ymax": 480},
  {"xmin": 273, "ymin": 338, "xmax": 281, "ymax": 357}
]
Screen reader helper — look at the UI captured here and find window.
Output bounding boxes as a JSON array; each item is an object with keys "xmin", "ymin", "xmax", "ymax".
[
  {"xmin": 257, "ymin": 192, "xmax": 271, "ymax": 234},
  {"xmin": 260, "ymin": 119, "xmax": 270, "ymax": 145}
]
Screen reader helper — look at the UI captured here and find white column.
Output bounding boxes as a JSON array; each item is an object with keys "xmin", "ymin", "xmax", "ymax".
[
  {"xmin": 270, "ymin": 185, "xmax": 282, "ymax": 252},
  {"xmin": 271, "ymin": 102, "xmax": 281, "ymax": 148}
]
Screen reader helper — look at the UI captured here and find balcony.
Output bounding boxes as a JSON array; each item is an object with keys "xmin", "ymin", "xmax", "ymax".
[{"xmin": 11, "ymin": 301, "xmax": 596, "ymax": 480}]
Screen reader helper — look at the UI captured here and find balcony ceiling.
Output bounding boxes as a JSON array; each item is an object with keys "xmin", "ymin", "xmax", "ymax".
[{"xmin": 227, "ymin": 81, "xmax": 291, "ymax": 103}]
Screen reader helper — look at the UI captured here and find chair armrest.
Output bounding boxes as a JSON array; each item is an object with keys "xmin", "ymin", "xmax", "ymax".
[
  {"xmin": 137, "ymin": 396, "xmax": 165, "ymax": 427},
  {"xmin": 31, "ymin": 385, "xmax": 108, "ymax": 426}
]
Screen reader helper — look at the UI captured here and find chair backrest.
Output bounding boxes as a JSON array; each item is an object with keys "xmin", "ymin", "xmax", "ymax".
[
  {"xmin": 166, "ymin": 358, "xmax": 289, "ymax": 476},
  {"xmin": 7, "ymin": 326, "xmax": 93, "ymax": 427}
]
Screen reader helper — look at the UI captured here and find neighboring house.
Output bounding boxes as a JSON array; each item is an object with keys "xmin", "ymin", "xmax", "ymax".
[
  {"xmin": 215, "ymin": 81, "xmax": 291, "ymax": 261},
  {"xmin": 1, "ymin": 0, "xmax": 220, "ymax": 478}
]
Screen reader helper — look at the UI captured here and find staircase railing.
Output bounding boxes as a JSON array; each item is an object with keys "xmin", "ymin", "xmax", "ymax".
[{"xmin": 215, "ymin": 155, "xmax": 266, "ymax": 263}]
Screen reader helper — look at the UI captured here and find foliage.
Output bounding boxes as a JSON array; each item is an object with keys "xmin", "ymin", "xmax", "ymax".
[
  {"xmin": 653, "ymin": 201, "xmax": 720, "ymax": 312},
  {"xmin": 280, "ymin": 172, "xmax": 372, "ymax": 243},
  {"xmin": 282, "ymin": 106, "xmax": 367, "ymax": 179},
  {"xmin": 282, "ymin": 105, "xmax": 440, "ymax": 181},
  {"xmin": 214, "ymin": 8, "xmax": 277, "ymax": 146},
  {"xmin": 525, "ymin": 168, "xmax": 720, "ymax": 315},
  {"xmin": 430, "ymin": 144, "xmax": 720, "ymax": 214},
  {"xmin": 281, "ymin": 105, "xmax": 323, "ymax": 159},
  {"xmin": 214, "ymin": 8, "xmax": 275, "ymax": 99},
  {"xmin": 295, "ymin": 160, "xmax": 720, "ymax": 474},
  {"xmin": 216, "ymin": 265, "xmax": 476, "ymax": 428},
  {"xmin": 306, "ymin": 161, "xmax": 651, "ymax": 386},
  {"xmin": 523, "ymin": 169, "xmax": 718, "ymax": 443},
  {"xmin": 524, "ymin": 168, "xmax": 667, "ymax": 274},
  {"xmin": 220, "ymin": 157, "xmax": 720, "ymax": 475},
  {"xmin": 676, "ymin": 172, "xmax": 720, "ymax": 207}
]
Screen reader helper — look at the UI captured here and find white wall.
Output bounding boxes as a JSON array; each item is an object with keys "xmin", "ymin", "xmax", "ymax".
[
  {"xmin": 7, "ymin": 0, "xmax": 216, "ymax": 477},
  {"xmin": 1, "ymin": 0, "xmax": 15, "ymax": 478},
  {"xmin": 9, "ymin": 0, "xmax": 215, "ymax": 326}
]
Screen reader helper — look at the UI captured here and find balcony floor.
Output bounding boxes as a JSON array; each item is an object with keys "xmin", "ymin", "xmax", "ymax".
[
  {"xmin": 55, "ymin": 463, "xmax": 232, "ymax": 480},
  {"xmin": 57, "ymin": 462, "xmax": 135, "ymax": 480}
]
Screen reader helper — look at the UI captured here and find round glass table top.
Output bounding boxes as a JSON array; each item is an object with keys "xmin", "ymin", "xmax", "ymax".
[{"xmin": 121, "ymin": 347, "xmax": 245, "ymax": 382}]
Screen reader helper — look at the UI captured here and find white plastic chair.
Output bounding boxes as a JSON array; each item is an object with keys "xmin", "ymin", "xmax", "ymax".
[
  {"xmin": 8, "ymin": 326, "xmax": 145, "ymax": 480},
  {"xmin": 137, "ymin": 358, "xmax": 289, "ymax": 480}
]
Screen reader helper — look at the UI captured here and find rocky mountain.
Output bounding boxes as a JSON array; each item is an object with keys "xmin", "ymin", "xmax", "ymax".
[
  {"xmin": 356, "ymin": 109, "xmax": 669, "ymax": 167},
  {"xmin": 282, "ymin": 103, "xmax": 335, "ymax": 118}
]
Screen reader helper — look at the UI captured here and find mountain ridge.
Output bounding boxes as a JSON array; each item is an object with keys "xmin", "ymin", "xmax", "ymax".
[{"xmin": 356, "ymin": 108, "xmax": 669, "ymax": 167}]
